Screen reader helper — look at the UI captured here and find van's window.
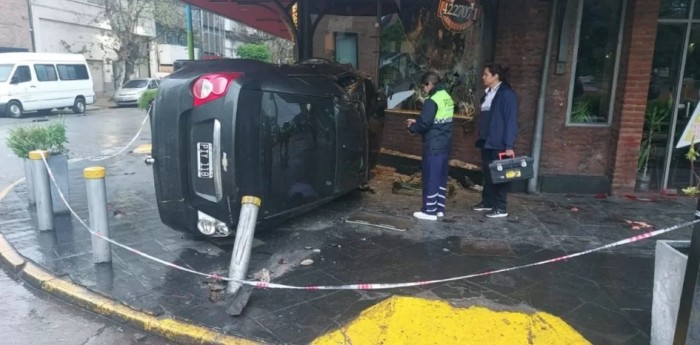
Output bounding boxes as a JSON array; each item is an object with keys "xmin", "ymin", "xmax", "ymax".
[
  {"xmin": 0, "ymin": 64, "xmax": 14, "ymax": 82},
  {"xmin": 122, "ymin": 79, "xmax": 148, "ymax": 88},
  {"xmin": 13, "ymin": 66, "xmax": 31, "ymax": 83},
  {"xmin": 34, "ymin": 64, "xmax": 58, "ymax": 82},
  {"xmin": 57, "ymin": 64, "xmax": 89, "ymax": 80}
]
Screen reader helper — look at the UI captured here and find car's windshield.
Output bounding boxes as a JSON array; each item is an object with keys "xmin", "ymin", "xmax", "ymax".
[
  {"xmin": 0, "ymin": 64, "xmax": 15, "ymax": 82},
  {"xmin": 122, "ymin": 80, "xmax": 148, "ymax": 88}
]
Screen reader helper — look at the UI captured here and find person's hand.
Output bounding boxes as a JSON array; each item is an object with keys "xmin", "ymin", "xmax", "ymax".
[
  {"xmin": 504, "ymin": 149, "xmax": 515, "ymax": 157},
  {"xmin": 405, "ymin": 118, "xmax": 416, "ymax": 127}
]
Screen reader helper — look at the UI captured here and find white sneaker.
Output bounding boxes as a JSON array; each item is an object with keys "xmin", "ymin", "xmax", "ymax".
[
  {"xmin": 413, "ymin": 211, "xmax": 438, "ymax": 221},
  {"xmin": 437, "ymin": 212, "xmax": 444, "ymax": 218}
]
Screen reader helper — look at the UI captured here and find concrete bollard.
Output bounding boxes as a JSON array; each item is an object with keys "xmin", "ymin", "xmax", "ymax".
[
  {"xmin": 29, "ymin": 150, "xmax": 53, "ymax": 231},
  {"xmin": 227, "ymin": 196, "xmax": 261, "ymax": 295},
  {"xmin": 84, "ymin": 167, "xmax": 111, "ymax": 264}
]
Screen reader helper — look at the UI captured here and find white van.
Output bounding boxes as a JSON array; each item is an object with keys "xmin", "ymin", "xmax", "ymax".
[{"xmin": 0, "ymin": 53, "xmax": 96, "ymax": 118}]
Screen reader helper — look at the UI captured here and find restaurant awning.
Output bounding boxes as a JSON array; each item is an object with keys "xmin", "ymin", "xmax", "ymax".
[{"xmin": 180, "ymin": 0, "xmax": 400, "ymax": 41}]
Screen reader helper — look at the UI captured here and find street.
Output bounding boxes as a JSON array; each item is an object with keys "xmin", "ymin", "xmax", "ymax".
[{"xmin": 0, "ymin": 106, "xmax": 174, "ymax": 345}]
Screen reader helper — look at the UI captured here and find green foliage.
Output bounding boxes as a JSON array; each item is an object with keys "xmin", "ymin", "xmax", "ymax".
[
  {"xmin": 138, "ymin": 89, "xmax": 158, "ymax": 111},
  {"xmin": 236, "ymin": 43, "xmax": 272, "ymax": 62},
  {"xmin": 6, "ymin": 120, "xmax": 68, "ymax": 158},
  {"xmin": 637, "ymin": 103, "xmax": 670, "ymax": 175},
  {"xmin": 571, "ymin": 100, "xmax": 593, "ymax": 123}
]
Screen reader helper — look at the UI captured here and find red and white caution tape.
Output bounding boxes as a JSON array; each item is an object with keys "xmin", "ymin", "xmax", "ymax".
[{"xmin": 41, "ymin": 156, "xmax": 700, "ymax": 290}]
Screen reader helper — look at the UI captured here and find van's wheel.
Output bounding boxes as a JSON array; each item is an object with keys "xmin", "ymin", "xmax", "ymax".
[
  {"xmin": 6, "ymin": 100, "xmax": 23, "ymax": 118},
  {"xmin": 72, "ymin": 97, "xmax": 86, "ymax": 114}
]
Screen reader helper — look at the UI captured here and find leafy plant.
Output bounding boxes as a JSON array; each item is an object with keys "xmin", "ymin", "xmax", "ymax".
[
  {"xmin": 637, "ymin": 103, "xmax": 670, "ymax": 177},
  {"xmin": 6, "ymin": 120, "xmax": 68, "ymax": 158},
  {"xmin": 138, "ymin": 89, "xmax": 157, "ymax": 111},
  {"xmin": 683, "ymin": 135, "xmax": 700, "ymax": 196},
  {"xmin": 571, "ymin": 100, "xmax": 593, "ymax": 123}
]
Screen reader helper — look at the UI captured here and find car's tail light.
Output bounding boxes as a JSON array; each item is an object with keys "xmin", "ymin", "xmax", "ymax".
[{"xmin": 192, "ymin": 72, "xmax": 243, "ymax": 107}]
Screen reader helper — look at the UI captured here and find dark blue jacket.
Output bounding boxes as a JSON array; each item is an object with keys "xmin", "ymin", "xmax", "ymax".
[
  {"xmin": 408, "ymin": 85, "xmax": 454, "ymax": 154},
  {"xmin": 478, "ymin": 84, "xmax": 518, "ymax": 150}
]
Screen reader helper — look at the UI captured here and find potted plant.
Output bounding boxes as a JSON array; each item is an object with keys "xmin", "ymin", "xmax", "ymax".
[
  {"xmin": 637, "ymin": 101, "xmax": 670, "ymax": 192},
  {"xmin": 6, "ymin": 119, "xmax": 70, "ymax": 214}
]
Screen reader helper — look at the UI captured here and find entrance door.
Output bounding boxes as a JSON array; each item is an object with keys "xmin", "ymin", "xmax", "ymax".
[{"xmin": 645, "ymin": 0, "xmax": 700, "ymax": 193}]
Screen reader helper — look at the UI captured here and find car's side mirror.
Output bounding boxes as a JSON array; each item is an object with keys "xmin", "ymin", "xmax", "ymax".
[{"xmin": 10, "ymin": 76, "xmax": 19, "ymax": 84}]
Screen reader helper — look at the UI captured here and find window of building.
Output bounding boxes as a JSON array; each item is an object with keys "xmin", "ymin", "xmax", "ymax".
[
  {"xmin": 334, "ymin": 33, "xmax": 358, "ymax": 68},
  {"xmin": 567, "ymin": 0, "xmax": 626, "ymax": 126},
  {"xmin": 57, "ymin": 64, "xmax": 89, "ymax": 80},
  {"xmin": 12, "ymin": 66, "xmax": 31, "ymax": 83},
  {"xmin": 34, "ymin": 64, "xmax": 58, "ymax": 82}
]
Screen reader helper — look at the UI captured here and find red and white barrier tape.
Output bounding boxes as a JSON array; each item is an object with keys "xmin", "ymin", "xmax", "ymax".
[{"xmin": 40, "ymin": 155, "xmax": 700, "ymax": 290}]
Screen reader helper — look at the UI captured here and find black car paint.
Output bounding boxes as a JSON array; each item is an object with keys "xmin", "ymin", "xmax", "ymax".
[{"xmin": 151, "ymin": 59, "xmax": 386, "ymax": 235}]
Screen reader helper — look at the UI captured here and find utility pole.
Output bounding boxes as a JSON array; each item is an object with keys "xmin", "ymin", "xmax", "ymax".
[{"xmin": 186, "ymin": 4, "xmax": 194, "ymax": 60}]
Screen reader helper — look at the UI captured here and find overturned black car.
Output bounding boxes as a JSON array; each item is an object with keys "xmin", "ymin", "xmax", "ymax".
[{"xmin": 150, "ymin": 59, "xmax": 386, "ymax": 236}]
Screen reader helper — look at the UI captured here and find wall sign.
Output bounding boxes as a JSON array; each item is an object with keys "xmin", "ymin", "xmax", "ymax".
[{"xmin": 438, "ymin": 0, "xmax": 480, "ymax": 32}]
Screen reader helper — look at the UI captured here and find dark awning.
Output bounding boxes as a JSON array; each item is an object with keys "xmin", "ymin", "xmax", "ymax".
[{"xmin": 181, "ymin": 0, "xmax": 400, "ymax": 41}]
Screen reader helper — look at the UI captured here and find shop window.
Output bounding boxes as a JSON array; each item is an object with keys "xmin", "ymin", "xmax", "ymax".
[
  {"xmin": 334, "ymin": 33, "xmax": 358, "ymax": 68},
  {"xmin": 567, "ymin": 0, "xmax": 626, "ymax": 126}
]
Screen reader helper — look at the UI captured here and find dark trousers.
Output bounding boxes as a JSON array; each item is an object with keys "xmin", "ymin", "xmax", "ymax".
[
  {"xmin": 481, "ymin": 149, "xmax": 509, "ymax": 211},
  {"xmin": 421, "ymin": 151, "xmax": 449, "ymax": 215}
]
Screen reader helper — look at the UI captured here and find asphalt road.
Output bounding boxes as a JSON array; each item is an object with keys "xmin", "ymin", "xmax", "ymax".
[{"xmin": 0, "ymin": 106, "xmax": 174, "ymax": 345}]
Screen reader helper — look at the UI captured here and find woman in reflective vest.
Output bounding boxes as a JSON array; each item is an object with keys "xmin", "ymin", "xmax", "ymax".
[{"xmin": 406, "ymin": 71, "xmax": 454, "ymax": 221}]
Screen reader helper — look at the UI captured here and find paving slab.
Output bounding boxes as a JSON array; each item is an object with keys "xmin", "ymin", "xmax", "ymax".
[{"xmin": 1, "ymin": 151, "xmax": 700, "ymax": 344}]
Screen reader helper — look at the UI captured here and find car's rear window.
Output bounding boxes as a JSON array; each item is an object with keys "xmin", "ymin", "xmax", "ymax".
[
  {"xmin": 122, "ymin": 80, "xmax": 148, "ymax": 88},
  {"xmin": 0, "ymin": 64, "xmax": 14, "ymax": 82}
]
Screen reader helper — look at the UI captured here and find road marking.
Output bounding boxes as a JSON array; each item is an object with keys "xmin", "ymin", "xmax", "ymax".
[
  {"xmin": 312, "ymin": 296, "xmax": 590, "ymax": 345},
  {"xmin": 133, "ymin": 143, "xmax": 152, "ymax": 154},
  {"xmin": 0, "ymin": 178, "xmax": 25, "ymax": 201}
]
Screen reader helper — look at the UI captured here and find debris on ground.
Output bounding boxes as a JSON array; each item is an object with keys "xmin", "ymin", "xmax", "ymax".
[
  {"xmin": 300, "ymin": 259, "xmax": 314, "ymax": 266},
  {"xmin": 133, "ymin": 333, "xmax": 147, "ymax": 342},
  {"xmin": 624, "ymin": 219, "xmax": 654, "ymax": 230},
  {"xmin": 569, "ymin": 207, "xmax": 579, "ymax": 212},
  {"xmin": 594, "ymin": 193, "xmax": 608, "ymax": 199},
  {"xmin": 250, "ymin": 268, "xmax": 271, "ymax": 283},
  {"xmin": 624, "ymin": 194, "xmax": 656, "ymax": 202}
]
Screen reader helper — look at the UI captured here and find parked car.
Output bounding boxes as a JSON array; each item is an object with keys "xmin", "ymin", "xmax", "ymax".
[
  {"xmin": 0, "ymin": 52, "xmax": 95, "ymax": 118},
  {"xmin": 114, "ymin": 78, "xmax": 159, "ymax": 107},
  {"xmin": 149, "ymin": 59, "xmax": 385, "ymax": 237}
]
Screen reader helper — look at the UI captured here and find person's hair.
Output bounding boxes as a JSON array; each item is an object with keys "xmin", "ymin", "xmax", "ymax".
[
  {"xmin": 484, "ymin": 63, "xmax": 510, "ymax": 87},
  {"xmin": 420, "ymin": 71, "xmax": 440, "ymax": 85}
]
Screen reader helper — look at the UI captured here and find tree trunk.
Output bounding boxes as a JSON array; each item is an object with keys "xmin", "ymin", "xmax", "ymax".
[{"xmin": 124, "ymin": 61, "xmax": 135, "ymax": 82}]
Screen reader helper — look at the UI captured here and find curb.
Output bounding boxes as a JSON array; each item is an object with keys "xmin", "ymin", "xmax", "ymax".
[{"xmin": 0, "ymin": 181, "xmax": 260, "ymax": 345}]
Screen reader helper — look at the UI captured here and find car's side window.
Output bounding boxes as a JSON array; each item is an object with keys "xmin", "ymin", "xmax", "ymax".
[
  {"xmin": 12, "ymin": 66, "xmax": 31, "ymax": 83},
  {"xmin": 34, "ymin": 64, "xmax": 58, "ymax": 82}
]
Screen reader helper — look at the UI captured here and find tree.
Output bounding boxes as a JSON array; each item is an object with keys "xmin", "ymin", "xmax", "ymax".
[
  {"xmin": 236, "ymin": 43, "xmax": 272, "ymax": 62},
  {"xmin": 100, "ymin": 0, "xmax": 183, "ymax": 85}
]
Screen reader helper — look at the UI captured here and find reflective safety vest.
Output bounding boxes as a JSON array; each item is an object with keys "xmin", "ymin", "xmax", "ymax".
[{"xmin": 429, "ymin": 90, "xmax": 454, "ymax": 124}]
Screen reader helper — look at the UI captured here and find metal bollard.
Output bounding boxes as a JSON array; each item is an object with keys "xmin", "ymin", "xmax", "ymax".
[
  {"xmin": 84, "ymin": 167, "xmax": 111, "ymax": 264},
  {"xmin": 227, "ymin": 196, "xmax": 261, "ymax": 295},
  {"xmin": 29, "ymin": 150, "xmax": 53, "ymax": 231}
]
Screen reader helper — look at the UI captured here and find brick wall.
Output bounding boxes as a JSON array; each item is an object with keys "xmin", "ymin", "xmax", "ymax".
[
  {"xmin": 0, "ymin": 0, "xmax": 32, "ymax": 51},
  {"xmin": 609, "ymin": 0, "xmax": 660, "ymax": 194}
]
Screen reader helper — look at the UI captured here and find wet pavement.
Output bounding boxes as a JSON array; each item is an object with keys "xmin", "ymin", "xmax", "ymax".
[{"xmin": 2, "ymin": 109, "xmax": 700, "ymax": 344}]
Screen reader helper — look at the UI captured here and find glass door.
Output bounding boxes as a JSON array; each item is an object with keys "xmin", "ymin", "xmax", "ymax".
[{"xmin": 644, "ymin": 0, "xmax": 700, "ymax": 193}]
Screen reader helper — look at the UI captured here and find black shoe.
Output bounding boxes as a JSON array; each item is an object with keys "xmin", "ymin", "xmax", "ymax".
[
  {"xmin": 471, "ymin": 202, "xmax": 493, "ymax": 212},
  {"xmin": 485, "ymin": 209, "xmax": 508, "ymax": 218}
]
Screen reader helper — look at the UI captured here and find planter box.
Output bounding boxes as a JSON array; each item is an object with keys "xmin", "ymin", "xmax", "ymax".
[
  {"xmin": 651, "ymin": 240, "xmax": 700, "ymax": 345},
  {"xmin": 23, "ymin": 155, "xmax": 70, "ymax": 214}
]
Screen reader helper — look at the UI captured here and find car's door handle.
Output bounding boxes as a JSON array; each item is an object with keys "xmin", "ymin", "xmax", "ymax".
[{"xmin": 30, "ymin": 85, "xmax": 37, "ymax": 88}]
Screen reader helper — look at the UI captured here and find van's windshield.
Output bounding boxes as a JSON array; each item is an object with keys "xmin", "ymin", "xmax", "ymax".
[
  {"xmin": 0, "ymin": 64, "xmax": 14, "ymax": 82},
  {"xmin": 122, "ymin": 80, "xmax": 148, "ymax": 88}
]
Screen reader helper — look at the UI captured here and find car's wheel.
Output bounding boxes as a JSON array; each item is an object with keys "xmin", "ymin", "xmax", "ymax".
[
  {"xmin": 37, "ymin": 109, "xmax": 52, "ymax": 116},
  {"xmin": 6, "ymin": 100, "xmax": 23, "ymax": 118},
  {"xmin": 72, "ymin": 97, "xmax": 86, "ymax": 114}
]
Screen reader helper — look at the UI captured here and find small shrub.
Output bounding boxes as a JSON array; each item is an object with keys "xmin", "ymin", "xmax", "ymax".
[
  {"xmin": 6, "ymin": 120, "xmax": 68, "ymax": 158},
  {"xmin": 138, "ymin": 89, "xmax": 158, "ymax": 111}
]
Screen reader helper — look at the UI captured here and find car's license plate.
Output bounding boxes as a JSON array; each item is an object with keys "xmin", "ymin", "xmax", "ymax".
[{"xmin": 197, "ymin": 142, "xmax": 213, "ymax": 178}]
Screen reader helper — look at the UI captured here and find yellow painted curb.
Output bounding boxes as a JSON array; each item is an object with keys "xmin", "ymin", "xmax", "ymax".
[
  {"xmin": 0, "ymin": 177, "xmax": 24, "ymax": 201},
  {"xmin": 21, "ymin": 261, "xmax": 57, "ymax": 288},
  {"xmin": 0, "ymin": 234, "xmax": 25, "ymax": 272},
  {"xmin": 133, "ymin": 143, "xmax": 152, "ymax": 154}
]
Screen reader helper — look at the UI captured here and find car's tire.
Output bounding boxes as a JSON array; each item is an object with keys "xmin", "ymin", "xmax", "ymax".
[
  {"xmin": 37, "ymin": 109, "xmax": 52, "ymax": 116},
  {"xmin": 72, "ymin": 97, "xmax": 86, "ymax": 114},
  {"xmin": 6, "ymin": 100, "xmax": 23, "ymax": 118}
]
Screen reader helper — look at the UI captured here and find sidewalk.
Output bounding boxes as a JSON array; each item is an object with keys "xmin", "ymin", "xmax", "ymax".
[{"xmin": 0, "ymin": 150, "xmax": 698, "ymax": 344}]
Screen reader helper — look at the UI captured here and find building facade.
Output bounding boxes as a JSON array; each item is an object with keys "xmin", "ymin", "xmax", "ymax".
[{"xmin": 0, "ymin": 0, "xmax": 33, "ymax": 52}]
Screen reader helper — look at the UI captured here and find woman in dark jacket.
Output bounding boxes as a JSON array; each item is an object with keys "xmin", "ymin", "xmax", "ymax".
[{"xmin": 473, "ymin": 63, "xmax": 518, "ymax": 218}]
